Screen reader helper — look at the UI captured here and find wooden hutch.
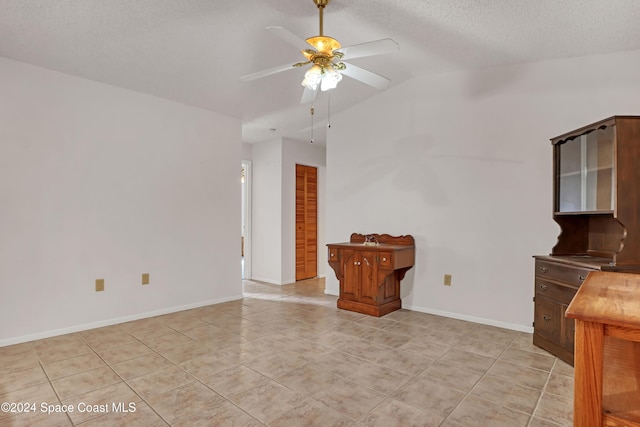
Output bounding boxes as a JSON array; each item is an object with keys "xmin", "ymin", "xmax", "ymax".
[
  {"xmin": 533, "ymin": 116, "xmax": 640, "ymax": 365},
  {"xmin": 327, "ymin": 233, "xmax": 415, "ymax": 317}
]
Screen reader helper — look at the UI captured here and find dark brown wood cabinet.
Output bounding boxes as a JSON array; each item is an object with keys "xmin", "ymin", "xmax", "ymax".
[
  {"xmin": 327, "ymin": 233, "xmax": 415, "ymax": 317},
  {"xmin": 534, "ymin": 116, "xmax": 640, "ymax": 365},
  {"xmin": 533, "ymin": 255, "xmax": 610, "ymax": 364}
]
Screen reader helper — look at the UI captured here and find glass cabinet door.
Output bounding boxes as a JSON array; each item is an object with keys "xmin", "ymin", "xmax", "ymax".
[{"xmin": 557, "ymin": 126, "xmax": 614, "ymax": 213}]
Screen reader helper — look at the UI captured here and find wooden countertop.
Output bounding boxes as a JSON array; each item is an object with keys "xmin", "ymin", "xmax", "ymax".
[{"xmin": 565, "ymin": 271, "xmax": 640, "ymax": 328}]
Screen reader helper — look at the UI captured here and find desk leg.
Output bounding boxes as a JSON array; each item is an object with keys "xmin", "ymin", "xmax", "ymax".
[{"xmin": 573, "ymin": 320, "xmax": 604, "ymax": 427}]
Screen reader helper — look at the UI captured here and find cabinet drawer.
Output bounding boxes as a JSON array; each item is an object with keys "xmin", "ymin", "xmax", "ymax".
[
  {"xmin": 328, "ymin": 249, "xmax": 339, "ymax": 261},
  {"xmin": 535, "ymin": 260, "xmax": 593, "ymax": 286},
  {"xmin": 378, "ymin": 252, "xmax": 392, "ymax": 268},
  {"xmin": 535, "ymin": 280, "xmax": 578, "ymax": 305}
]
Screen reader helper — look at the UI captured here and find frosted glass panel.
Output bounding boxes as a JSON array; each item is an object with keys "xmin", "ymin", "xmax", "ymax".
[{"xmin": 557, "ymin": 126, "xmax": 614, "ymax": 213}]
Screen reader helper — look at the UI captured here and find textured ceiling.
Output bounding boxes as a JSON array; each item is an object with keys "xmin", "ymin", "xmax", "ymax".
[{"xmin": 2, "ymin": 0, "xmax": 640, "ymax": 144}]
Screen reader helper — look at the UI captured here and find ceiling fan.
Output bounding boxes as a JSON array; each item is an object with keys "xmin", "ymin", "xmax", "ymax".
[{"xmin": 240, "ymin": 0, "xmax": 399, "ymax": 103}]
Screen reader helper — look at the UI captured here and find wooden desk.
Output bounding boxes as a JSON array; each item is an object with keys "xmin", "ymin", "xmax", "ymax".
[
  {"xmin": 565, "ymin": 271, "xmax": 640, "ymax": 427},
  {"xmin": 327, "ymin": 233, "xmax": 414, "ymax": 317}
]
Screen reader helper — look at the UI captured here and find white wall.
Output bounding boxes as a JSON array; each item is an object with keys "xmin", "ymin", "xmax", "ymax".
[
  {"xmin": 251, "ymin": 138, "xmax": 326, "ymax": 285},
  {"xmin": 0, "ymin": 57, "xmax": 242, "ymax": 345},
  {"xmin": 241, "ymin": 143, "xmax": 253, "ymax": 161},
  {"xmin": 326, "ymin": 49, "xmax": 640, "ymax": 331},
  {"xmin": 251, "ymin": 139, "xmax": 283, "ymax": 283}
]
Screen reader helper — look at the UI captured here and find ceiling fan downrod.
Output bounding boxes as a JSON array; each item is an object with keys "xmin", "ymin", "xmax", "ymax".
[{"xmin": 313, "ymin": 0, "xmax": 330, "ymax": 36}]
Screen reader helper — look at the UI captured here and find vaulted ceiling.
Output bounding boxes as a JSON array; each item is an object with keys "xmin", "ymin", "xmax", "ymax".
[{"xmin": 2, "ymin": 0, "xmax": 640, "ymax": 144}]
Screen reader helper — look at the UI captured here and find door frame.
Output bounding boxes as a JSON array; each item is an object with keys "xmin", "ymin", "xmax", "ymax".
[{"xmin": 241, "ymin": 160, "xmax": 252, "ymax": 280}]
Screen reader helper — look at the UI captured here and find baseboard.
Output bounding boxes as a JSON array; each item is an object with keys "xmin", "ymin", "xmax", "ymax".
[
  {"xmin": 0, "ymin": 294, "xmax": 244, "ymax": 348},
  {"xmin": 248, "ymin": 276, "xmax": 285, "ymax": 285},
  {"xmin": 402, "ymin": 303, "xmax": 533, "ymax": 333},
  {"xmin": 249, "ymin": 275, "xmax": 327, "ymax": 285}
]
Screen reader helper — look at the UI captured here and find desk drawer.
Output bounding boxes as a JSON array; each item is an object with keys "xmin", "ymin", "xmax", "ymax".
[
  {"xmin": 535, "ymin": 260, "xmax": 593, "ymax": 286},
  {"xmin": 378, "ymin": 252, "xmax": 393, "ymax": 268},
  {"xmin": 535, "ymin": 279, "xmax": 578, "ymax": 305}
]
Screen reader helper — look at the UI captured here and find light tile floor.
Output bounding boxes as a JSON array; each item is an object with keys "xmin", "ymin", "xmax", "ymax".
[{"xmin": 0, "ymin": 278, "xmax": 574, "ymax": 426}]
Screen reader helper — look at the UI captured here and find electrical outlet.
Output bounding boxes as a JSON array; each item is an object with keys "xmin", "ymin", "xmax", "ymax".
[
  {"xmin": 142, "ymin": 273, "xmax": 149, "ymax": 285},
  {"xmin": 444, "ymin": 274, "xmax": 452, "ymax": 286},
  {"xmin": 95, "ymin": 279, "xmax": 105, "ymax": 292}
]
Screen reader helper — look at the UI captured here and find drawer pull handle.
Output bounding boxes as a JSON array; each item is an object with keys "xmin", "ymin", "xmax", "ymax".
[
  {"xmin": 579, "ymin": 275, "xmax": 586, "ymax": 281},
  {"xmin": 382, "ymin": 257, "xmax": 387, "ymax": 262},
  {"xmin": 539, "ymin": 267, "xmax": 548, "ymax": 273},
  {"xmin": 539, "ymin": 284, "xmax": 548, "ymax": 291},
  {"xmin": 330, "ymin": 253, "xmax": 334, "ymax": 257},
  {"xmin": 543, "ymin": 315, "xmax": 551, "ymax": 322}
]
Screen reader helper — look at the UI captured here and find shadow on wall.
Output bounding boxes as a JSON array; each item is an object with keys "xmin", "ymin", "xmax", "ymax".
[
  {"xmin": 331, "ymin": 125, "xmax": 525, "ymax": 208},
  {"xmin": 399, "ymin": 233, "xmax": 428, "ymax": 302},
  {"xmin": 396, "ymin": 234, "xmax": 426, "ymax": 303},
  {"xmin": 389, "ymin": 134, "xmax": 448, "ymax": 205},
  {"xmin": 331, "ymin": 133, "xmax": 449, "ymax": 206}
]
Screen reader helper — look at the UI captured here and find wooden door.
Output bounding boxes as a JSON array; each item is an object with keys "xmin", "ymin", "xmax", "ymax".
[
  {"xmin": 295, "ymin": 164, "xmax": 317, "ymax": 280},
  {"xmin": 358, "ymin": 251, "xmax": 377, "ymax": 306},
  {"xmin": 340, "ymin": 250, "xmax": 359, "ymax": 301}
]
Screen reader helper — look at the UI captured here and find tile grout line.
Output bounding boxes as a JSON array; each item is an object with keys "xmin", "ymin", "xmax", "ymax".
[
  {"xmin": 29, "ymin": 340, "xmax": 76, "ymax": 426},
  {"xmin": 115, "ymin": 319, "xmax": 261, "ymax": 426},
  {"xmin": 527, "ymin": 357, "xmax": 564, "ymax": 427},
  {"xmin": 77, "ymin": 328, "xmax": 168, "ymax": 426},
  {"xmin": 438, "ymin": 332, "xmax": 540, "ymax": 426}
]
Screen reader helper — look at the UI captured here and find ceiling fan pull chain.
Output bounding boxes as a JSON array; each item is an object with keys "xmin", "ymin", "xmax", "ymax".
[
  {"xmin": 310, "ymin": 106, "xmax": 315, "ymax": 144},
  {"xmin": 327, "ymin": 93, "xmax": 331, "ymax": 129}
]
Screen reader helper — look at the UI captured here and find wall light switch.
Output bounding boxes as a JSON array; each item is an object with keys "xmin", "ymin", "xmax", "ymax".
[
  {"xmin": 444, "ymin": 274, "xmax": 452, "ymax": 286},
  {"xmin": 95, "ymin": 279, "xmax": 105, "ymax": 292},
  {"xmin": 142, "ymin": 273, "xmax": 149, "ymax": 285}
]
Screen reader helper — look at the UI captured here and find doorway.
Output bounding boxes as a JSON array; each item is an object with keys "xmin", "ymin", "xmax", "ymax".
[{"xmin": 295, "ymin": 164, "xmax": 318, "ymax": 281}]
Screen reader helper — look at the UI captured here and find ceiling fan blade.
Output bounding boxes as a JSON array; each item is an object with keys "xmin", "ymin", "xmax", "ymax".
[
  {"xmin": 240, "ymin": 63, "xmax": 296, "ymax": 82},
  {"xmin": 340, "ymin": 62, "xmax": 391, "ymax": 90},
  {"xmin": 338, "ymin": 38, "xmax": 399, "ymax": 60},
  {"xmin": 300, "ymin": 86, "xmax": 318, "ymax": 104},
  {"xmin": 267, "ymin": 26, "xmax": 312, "ymax": 51}
]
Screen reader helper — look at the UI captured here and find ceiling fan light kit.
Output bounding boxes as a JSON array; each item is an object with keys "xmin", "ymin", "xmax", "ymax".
[
  {"xmin": 298, "ymin": 0, "xmax": 345, "ymax": 92},
  {"xmin": 240, "ymin": 0, "xmax": 399, "ymax": 102},
  {"xmin": 301, "ymin": 62, "xmax": 343, "ymax": 92}
]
